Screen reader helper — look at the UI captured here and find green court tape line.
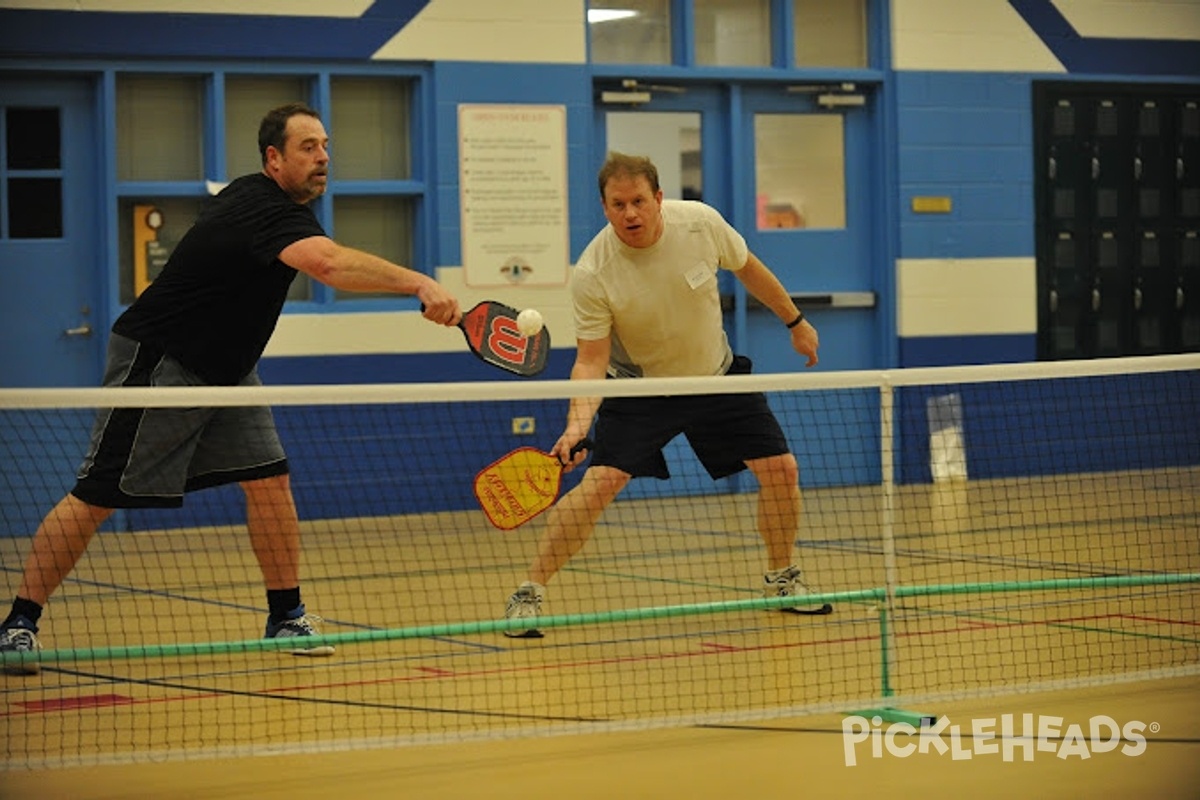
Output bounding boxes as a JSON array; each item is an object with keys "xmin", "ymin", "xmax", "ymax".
[{"xmin": 3, "ymin": 573, "xmax": 1197, "ymax": 667}]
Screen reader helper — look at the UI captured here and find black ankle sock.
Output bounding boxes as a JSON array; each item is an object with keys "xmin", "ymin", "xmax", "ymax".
[
  {"xmin": 5, "ymin": 597, "xmax": 43, "ymax": 629},
  {"xmin": 267, "ymin": 588, "xmax": 302, "ymax": 623}
]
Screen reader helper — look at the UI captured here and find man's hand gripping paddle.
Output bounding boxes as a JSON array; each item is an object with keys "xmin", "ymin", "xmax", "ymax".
[
  {"xmin": 425, "ymin": 300, "xmax": 550, "ymax": 377},
  {"xmin": 473, "ymin": 439, "xmax": 592, "ymax": 530}
]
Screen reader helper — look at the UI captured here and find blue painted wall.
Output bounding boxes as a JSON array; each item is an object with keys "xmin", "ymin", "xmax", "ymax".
[{"xmin": 896, "ymin": 73, "xmax": 1035, "ymax": 261}]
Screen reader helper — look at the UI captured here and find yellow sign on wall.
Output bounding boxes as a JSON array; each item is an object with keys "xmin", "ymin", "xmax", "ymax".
[
  {"xmin": 911, "ymin": 196, "xmax": 953, "ymax": 214},
  {"xmin": 133, "ymin": 205, "xmax": 167, "ymax": 296}
]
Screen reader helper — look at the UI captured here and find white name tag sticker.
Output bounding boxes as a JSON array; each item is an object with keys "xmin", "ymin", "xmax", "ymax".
[{"xmin": 685, "ymin": 262, "xmax": 713, "ymax": 289}]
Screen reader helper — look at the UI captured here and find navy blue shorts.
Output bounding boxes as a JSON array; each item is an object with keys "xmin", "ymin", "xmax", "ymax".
[{"xmin": 591, "ymin": 355, "xmax": 790, "ymax": 480}]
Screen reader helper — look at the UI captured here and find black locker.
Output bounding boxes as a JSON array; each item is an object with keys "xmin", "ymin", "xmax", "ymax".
[
  {"xmin": 1180, "ymin": 101, "xmax": 1200, "ymax": 352},
  {"xmin": 1132, "ymin": 99, "xmax": 1173, "ymax": 354},
  {"xmin": 1035, "ymin": 83, "xmax": 1200, "ymax": 359},
  {"xmin": 1038, "ymin": 94, "xmax": 1128, "ymax": 359}
]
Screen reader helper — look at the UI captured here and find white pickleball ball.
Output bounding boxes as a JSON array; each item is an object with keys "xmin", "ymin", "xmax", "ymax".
[{"xmin": 516, "ymin": 308, "xmax": 544, "ymax": 337}]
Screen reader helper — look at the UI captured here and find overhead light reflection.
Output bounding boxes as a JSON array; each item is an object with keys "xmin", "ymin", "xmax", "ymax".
[{"xmin": 588, "ymin": 9, "xmax": 638, "ymax": 24}]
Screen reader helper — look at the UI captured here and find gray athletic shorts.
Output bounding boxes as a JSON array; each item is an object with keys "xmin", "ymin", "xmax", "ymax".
[{"xmin": 71, "ymin": 334, "xmax": 289, "ymax": 509}]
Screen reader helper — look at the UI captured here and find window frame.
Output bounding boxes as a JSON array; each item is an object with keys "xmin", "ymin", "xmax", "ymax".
[
  {"xmin": 587, "ymin": 0, "xmax": 882, "ymax": 72},
  {"xmin": 110, "ymin": 61, "xmax": 432, "ymax": 316}
]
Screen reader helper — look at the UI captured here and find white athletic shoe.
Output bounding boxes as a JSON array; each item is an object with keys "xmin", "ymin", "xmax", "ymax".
[
  {"xmin": 504, "ymin": 582, "xmax": 545, "ymax": 638},
  {"xmin": 264, "ymin": 605, "xmax": 336, "ymax": 656},
  {"xmin": 764, "ymin": 565, "xmax": 833, "ymax": 615}
]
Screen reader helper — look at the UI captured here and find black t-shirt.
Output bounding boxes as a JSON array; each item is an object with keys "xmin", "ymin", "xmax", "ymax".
[{"xmin": 114, "ymin": 173, "xmax": 326, "ymax": 385}]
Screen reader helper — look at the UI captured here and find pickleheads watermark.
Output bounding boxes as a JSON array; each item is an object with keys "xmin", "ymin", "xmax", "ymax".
[{"xmin": 842, "ymin": 714, "xmax": 1153, "ymax": 766}]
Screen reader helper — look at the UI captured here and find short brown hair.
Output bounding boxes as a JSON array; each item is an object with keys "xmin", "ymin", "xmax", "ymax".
[
  {"xmin": 258, "ymin": 102, "xmax": 321, "ymax": 166},
  {"xmin": 597, "ymin": 152, "xmax": 660, "ymax": 201}
]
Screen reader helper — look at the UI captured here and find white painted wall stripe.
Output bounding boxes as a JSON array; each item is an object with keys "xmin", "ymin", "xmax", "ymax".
[
  {"xmin": 892, "ymin": 0, "xmax": 1065, "ymax": 72},
  {"xmin": 374, "ymin": 0, "xmax": 586, "ymax": 63},
  {"xmin": 1056, "ymin": 0, "xmax": 1200, "ymax": 41},
  {"xmin": 264, "ymin": 265, "xmax": 577, "ymax": 357},
  {"xmin": 897, "ymin": 257, "xmax": 1036, "ymax": 337}
]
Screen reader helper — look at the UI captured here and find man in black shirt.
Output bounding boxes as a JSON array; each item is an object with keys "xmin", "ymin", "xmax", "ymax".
[{"xmin": 0, "ymin": 103, "xmax": 462, "ymax": 673}]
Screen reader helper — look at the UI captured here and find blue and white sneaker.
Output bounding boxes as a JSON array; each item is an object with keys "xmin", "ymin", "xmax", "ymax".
[
  {"xmin": 264, "ymin": 605, "xmax": 335, "ymax": 657},
  {"xmin": 0, "ymin": 616, "xmax": 42, "ymax": 675},
  {"xmin": 764, "ymin": 565, "xmax": 833, "ymax": 615}
]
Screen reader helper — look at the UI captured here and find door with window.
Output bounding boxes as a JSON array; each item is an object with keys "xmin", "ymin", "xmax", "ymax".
[
  {"xmin": 738, "ymin": 85, "xmax": 880, "ymax": 372},
  {"xmin": 0, "ymin": 76, "xmax": 102, "ymax": 387}
]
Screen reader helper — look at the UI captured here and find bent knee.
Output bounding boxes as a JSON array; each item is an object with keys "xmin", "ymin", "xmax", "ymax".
[
  {"xmin": 748, "ymin": 453, "xmax": 799, "ymax": 486},
  {"xmin": 580, "ymin": 466, "xmax": 631, "ymax": 501}
]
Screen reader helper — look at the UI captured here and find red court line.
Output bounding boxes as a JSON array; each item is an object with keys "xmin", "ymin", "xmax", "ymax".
[
  {"xmin": 413, "ymin": 666, "xmax": 456, "ymax": 676},
  {"xmin": 1120, "ymin": 614, "xmax": 1200, "ymax": 627},
  {"xmin": 15, "ymin": 694, "xmax": 135, "ymax": 712}
]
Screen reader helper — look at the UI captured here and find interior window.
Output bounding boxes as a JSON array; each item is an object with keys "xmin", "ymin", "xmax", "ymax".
[
  {"xmin": 754, "ymin": 113, "xmax": 846, "ymax": 230},
  {"xmin": 588, "ymin": 0, "xmax": 672, "ymax": 65},
  {"xmin": 224, "ymin": 75, "xmax": 312, "ymax": 179},
  {"xmin": 116, "ymin": 74, "xmax": 204, "ymax": 181},
  {"xmin": 606, "ymin": 111, "xmax": 702, "ymax": 201},
  {"xmin": 4, "ymin": 107, "xmax": 63, "ymax": 239},
  {"xmin": 330, "ymin": 77, "xmax": 412, "ymax": 181},
  {"xmin": 332, "ymin": 195, "xmax": 414, "ymax": 300},
  {"xmin": 694, "ymin": 0, "xmax": 771, "ymax": 67},
  {"xmin": 793, "ymin": 0, "xmax": 868, "ymax": 68}
]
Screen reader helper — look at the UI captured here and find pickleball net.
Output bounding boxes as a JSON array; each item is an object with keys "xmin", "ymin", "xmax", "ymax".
[{"xmin": 1, "ymin": 354, "xmax": 1197, "ymax": 768}]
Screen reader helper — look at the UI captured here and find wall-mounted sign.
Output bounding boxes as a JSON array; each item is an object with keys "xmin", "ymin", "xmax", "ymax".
[
  {"xmin": 134, "ymin": 204, "xmax": 169, "ymax": 296},
  {"xmin": 459, "ymin": 104, "xmax": 569, "ymax": 287}
]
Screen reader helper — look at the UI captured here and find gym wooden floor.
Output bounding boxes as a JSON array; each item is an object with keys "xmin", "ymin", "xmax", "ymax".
[
  {"xmin": 4, "ymin": 677, "xmax": 1199, "ymax": 799},
  {"xmin": 2, "ymin": 470, "xmax": 1197, "ymax": 798}
]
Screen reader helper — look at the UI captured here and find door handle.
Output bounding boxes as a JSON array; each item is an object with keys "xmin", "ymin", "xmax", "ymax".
[
  {"xmin": 1049, "ymin": 288, "xmax": 1058, "ymax": 313},
  {"xmin": 1179, "ymin": 287, "xmax": 1187, "ymax": 310},
  {"xmin": 1134, "ymin": 287, "xmax": 1143, "ymax": 311},
  {"xmin": 1092, "ymin": 288, "xmax": 1101, "ymax": 312},
  {"xmin": 64, "ymin": 323, "xmax": 93, "ymax": 338}
]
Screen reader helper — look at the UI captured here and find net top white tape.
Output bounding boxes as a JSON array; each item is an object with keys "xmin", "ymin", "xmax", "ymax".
[{"xmin": 0, "ymin": 353, "xmax": 1196, "ymax": 408}]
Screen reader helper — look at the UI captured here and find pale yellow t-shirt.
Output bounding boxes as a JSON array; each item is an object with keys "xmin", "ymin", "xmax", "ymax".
[{"xmin": 572, "ymin": 200, "xmax": 748, "ymax": 378}]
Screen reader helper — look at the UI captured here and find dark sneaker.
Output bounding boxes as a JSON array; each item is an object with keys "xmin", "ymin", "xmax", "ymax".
[
  {"xmin": 0, "ymin": 616, "xmax": 42, "ymax": 675},
  {"xmin": 264, "ymin": 605, "xmax": 335, "ymax": 656}
]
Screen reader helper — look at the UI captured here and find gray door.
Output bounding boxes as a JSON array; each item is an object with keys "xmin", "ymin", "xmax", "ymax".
[{"xmin": 0, "ymin": 76, "xmax": 103, "ymax": 387}]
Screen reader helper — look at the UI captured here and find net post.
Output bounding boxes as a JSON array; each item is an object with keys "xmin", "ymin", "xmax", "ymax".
[
  {"xmin": 850, "ymin": 380, "xmax": 939, "ymax": 729},
  {"xmin": 879, "ymin": 382, "xmax": 898, "ymax": 695},
  {"xmin": 844, "ymin": 603, "xmax": 937, "ymax": 728}
]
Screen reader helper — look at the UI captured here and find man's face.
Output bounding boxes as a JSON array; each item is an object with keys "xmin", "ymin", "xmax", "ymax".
[
  {"xmin": 269, "ymin": 114, "xmax": 329, "ymax": 203},
  {"xmin": 602, "ymin": 173, "xmax": 664, "ymax": 249}
]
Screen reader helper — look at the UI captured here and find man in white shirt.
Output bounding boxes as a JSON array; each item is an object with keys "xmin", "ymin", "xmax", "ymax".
[{"xmin": 503, "ymin": 152, "xmax": 830, "ymax": 638}]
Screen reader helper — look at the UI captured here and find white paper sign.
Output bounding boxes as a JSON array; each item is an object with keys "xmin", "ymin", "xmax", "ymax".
[{"xmin": 459, "ymin": 104, "xmax": 569, "ymax": 287}]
